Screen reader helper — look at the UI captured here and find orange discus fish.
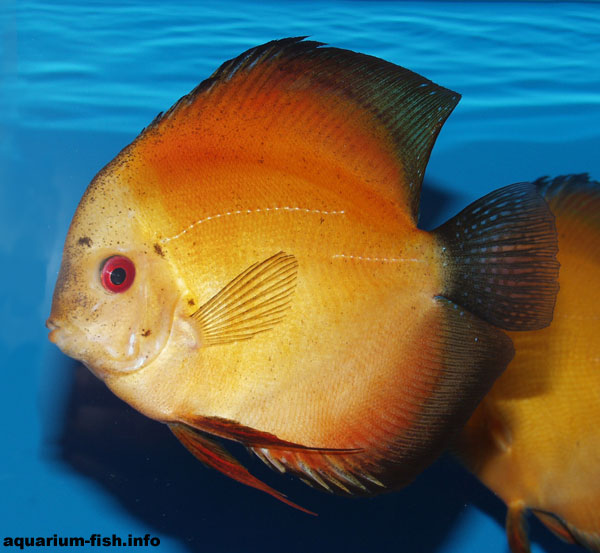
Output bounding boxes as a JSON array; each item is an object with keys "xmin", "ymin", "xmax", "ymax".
[
  {"xmin": 456, "ymin": 174, "xmax": 600, "ymax": 552},
  {"xmin": 46, "ymin": 38, "xmax": 559, "ymax": 512}
]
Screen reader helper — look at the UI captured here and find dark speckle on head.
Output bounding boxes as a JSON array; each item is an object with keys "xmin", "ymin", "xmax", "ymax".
[
  {"xmin": 188, "ymin": 299, "xmax": 196, "ymax": 306},
  {"xmin": 154, "ymin": 243, "xmax": 165, "ymax": 257},
  {"xmin": 78, "ymin": 236, "xmax": 93, "ymax": 248},
  {"xmin": 141, "ymin": 329, "xmax": 151, "ymax": 337}
]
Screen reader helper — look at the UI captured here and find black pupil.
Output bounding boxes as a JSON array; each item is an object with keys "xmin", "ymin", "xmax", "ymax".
[{"xmin": 110, "ymin": 267, "xmax": 127, "ymax": 286}]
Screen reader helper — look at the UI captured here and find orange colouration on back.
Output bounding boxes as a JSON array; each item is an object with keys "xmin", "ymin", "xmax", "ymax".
[
  {"xmin": 129, "ymin": 68, "xmax": 406, "ymax": 234},
  {"xmin": 114, "ymin": 39, "xmax": 459, "ymax": 244}
]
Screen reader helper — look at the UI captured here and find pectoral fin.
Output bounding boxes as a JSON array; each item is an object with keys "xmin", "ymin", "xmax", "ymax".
[
  {"xmin": 192, "ymin": 252, "xmax": 298, "ymax": 346},
  {"xmin": 169, "ymin": 423, "xmax": 315, "ymax": 515}
]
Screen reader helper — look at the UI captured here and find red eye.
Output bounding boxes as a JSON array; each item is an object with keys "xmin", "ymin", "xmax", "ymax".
[{"xmin": 100, "ymin": 256, "xmax": 135, "ymax": 293}]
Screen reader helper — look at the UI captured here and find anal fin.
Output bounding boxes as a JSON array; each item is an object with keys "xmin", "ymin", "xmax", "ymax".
[
  {"xmin": 532, "ymin": 509, "xmax": 600, "ymax": 552},
  {"xmin": 182, "ymin": 415, "xmax": 361, "ymax": 453},
  {"xmin": 169, "ymin": 423, "xmax": 316, "ymax": 515}
]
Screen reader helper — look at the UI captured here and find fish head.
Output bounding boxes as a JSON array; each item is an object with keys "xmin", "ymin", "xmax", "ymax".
[{"xmin": 46, "ymin": 162, "xmax": 183, "ymax": 379}]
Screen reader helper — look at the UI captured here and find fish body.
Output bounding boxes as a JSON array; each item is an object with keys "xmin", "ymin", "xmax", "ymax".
[
  {"xmin": 456, "ymin": 175, "xmax": 600, "ymax": 552},
  {"xmin": 47, "ymin": 38, "xmax": 559, "ymax": 509}
]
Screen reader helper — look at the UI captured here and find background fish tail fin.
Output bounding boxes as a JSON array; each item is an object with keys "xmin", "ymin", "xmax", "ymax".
[
  {"xmin": 535, "ymin": 173, "xmax": 600, "ymax": 233},
  {"xmin": 506, "ymin": 501, "xmax": 531, "ymax": 553},
  {"xmin": 169, "ymin": 423, "xmax": 316, "ymax": 515},
  {"xmin": 535, "ymin": 173, "xmax": 600, "ymax": 215},
  {"xmin": 532, "ymin": 509, "xmax": 600, "ymax": 552},
  {"xmin": 434, "ymin": 182, "xmax": 559, "ymax": 331}
]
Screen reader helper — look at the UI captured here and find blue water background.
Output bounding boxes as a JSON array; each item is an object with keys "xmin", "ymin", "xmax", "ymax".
[{"xmin": 2, "ymin": 2, "xmax": 599, "ymax": 552}]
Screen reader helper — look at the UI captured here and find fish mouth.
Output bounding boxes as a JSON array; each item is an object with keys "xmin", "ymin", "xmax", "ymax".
[
  {"xmin": 45, "ymin": 305, "xmax": 178, "ymax": 376},
  {"xmin": 45, "ymin": 316, "xmax": 79, "ymax": 355},
  {"xmin": 45, "ymin": 318, "xmax": 149, "ymax": 376},
  {"xmin": 46, "ymin": 318, "xmax": 61, "ymax": 343}
]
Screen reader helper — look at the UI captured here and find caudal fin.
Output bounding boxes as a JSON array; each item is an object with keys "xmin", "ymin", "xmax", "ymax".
[{"xmin": 434, "ymin": 182, "xmax": 559, "ymax": 331}]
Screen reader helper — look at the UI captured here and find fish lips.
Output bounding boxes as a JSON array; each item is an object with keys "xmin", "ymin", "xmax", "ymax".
[
  {"xmin": 46, "ymin": 317, "xmax": 60, "ymax": 343},
  {"xmin": 45, "ymin": 316, "xmax": 157, "ymax": 377}
]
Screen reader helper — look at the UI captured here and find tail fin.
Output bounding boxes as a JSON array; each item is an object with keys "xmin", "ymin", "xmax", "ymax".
[
  {"xmin": 534, "ymin": 173, "xmax": 600, "ymax": 230},
  {"xmin": 433, "ymin": 182, "xmax": 559, "ymax": 331}
]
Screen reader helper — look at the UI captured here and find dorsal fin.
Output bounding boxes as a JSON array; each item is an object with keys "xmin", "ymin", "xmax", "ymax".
[{"xmin": 135, "ymin": 37, "xmax": 460, "ymax": 222}]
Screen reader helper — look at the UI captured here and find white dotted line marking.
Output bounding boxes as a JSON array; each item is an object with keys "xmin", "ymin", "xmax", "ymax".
[
  {"xmin": 332, "ymin": 254, "xmax": 424, "ymax": 263},
  {"xmin": 161, "ymin": 207, "xmax": 345, "ymax": 243}
]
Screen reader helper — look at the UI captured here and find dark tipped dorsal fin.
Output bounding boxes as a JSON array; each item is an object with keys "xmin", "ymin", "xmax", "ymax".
[{"xmin": 141, "ymin": 37, "xmax": 460, "ymax": 222}]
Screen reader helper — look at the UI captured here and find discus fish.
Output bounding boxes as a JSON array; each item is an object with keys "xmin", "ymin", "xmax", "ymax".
[
  {"xmin": 46, "ymin": 38, "xmax": 559, "ymax": 513},
  {"xmin": 456, "ymin": 174, "xmax": 600, "ymax": 552}
]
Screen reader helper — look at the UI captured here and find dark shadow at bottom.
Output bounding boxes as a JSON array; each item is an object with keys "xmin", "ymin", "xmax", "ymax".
[{"xmin": 49, "ymin": 366, "xmax": 513, "ymax": 553}]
